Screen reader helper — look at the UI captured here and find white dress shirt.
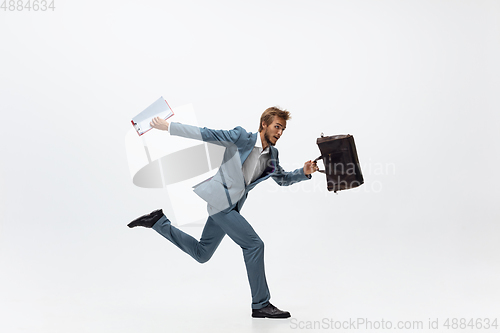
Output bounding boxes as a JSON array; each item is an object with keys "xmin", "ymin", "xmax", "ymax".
[{"xmin": 242, "ymin": 133, "xmax": 271, "ymax": 186}]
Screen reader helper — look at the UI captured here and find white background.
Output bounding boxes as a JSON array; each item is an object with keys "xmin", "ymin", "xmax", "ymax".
[{"xmin": 1, "ymin": 1, "xmax": 499, "ymax": 332}]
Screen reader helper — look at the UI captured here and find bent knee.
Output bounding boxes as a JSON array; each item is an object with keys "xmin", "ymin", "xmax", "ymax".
[
  {"xmin": 253, "ymin": 238, "xmax": 264, "ymax": 251},
  {"xmin": 196, "ymin": 253, "xmax": 212, "ymax": 264}
]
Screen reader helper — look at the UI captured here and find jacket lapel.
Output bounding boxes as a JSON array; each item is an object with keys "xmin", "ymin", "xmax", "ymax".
[
  {"xmin": 240, "ymin": 132, "xmax": 258, "ymax": 165},
  {"xmin": 248, "ymin": 146, "xmax": 277, "ymax": 188},
  {"xmin": 266, "ymin": 147, "xmax": 277, "ymax": 176}
]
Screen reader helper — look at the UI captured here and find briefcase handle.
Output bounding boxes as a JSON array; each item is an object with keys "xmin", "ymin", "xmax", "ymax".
[{"xmin": 313, "ymin": 155, "xmax": 326, "ymax": 174}]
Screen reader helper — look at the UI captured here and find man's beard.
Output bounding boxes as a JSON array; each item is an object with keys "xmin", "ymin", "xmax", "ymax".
[{"xmin": 264, "ymin": 130, "xmax": 275, "ymax": 146}]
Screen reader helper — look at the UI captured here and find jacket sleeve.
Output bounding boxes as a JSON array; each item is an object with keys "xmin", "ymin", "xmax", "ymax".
[
  {"xmin": 169, "ymin": 122, "xmax": 244, "ymax": 147},
  {"xmin": 271, "ymin": 159, "xmax": 312, "ymax": 186}
]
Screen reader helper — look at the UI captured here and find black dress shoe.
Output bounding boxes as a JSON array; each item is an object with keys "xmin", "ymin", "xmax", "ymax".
[
  {"xmin": 127, "ymin": 209, "xmax": 164, "ymax": 228},
  {"xmin": 252, "ymin": 303, "xmax": 291, "ymax": 319}
]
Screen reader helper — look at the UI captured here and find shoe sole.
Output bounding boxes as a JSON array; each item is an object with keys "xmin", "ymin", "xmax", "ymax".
[{"xmin": 252, "ymin": 314, "xmax": 291, "ymax": 319}]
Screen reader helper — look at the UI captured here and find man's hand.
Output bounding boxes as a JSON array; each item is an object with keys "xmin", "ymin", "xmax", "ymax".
[
  {"xmin": 150, "ymin": 117, "xmax": 170, "ymax": 131},
  {"xmin": 304, "ymin": 160, "xmax": 319, "ymax": 176}
]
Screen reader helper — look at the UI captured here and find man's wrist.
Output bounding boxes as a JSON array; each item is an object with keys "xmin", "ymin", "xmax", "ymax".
[{"xmin": 303, "ymin": 168, "xmax": 312, "ymax": 178}]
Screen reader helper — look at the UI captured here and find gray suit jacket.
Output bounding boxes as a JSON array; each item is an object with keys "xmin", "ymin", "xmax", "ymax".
[{"xmin": 170, "ymin": 122, "xmax": 311, "ymax": 214}]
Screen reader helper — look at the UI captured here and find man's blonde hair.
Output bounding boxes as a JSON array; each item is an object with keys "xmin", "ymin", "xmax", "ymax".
[{"xmin": 259, "ymin": 107, "xmax": 291, "ymax": 132}]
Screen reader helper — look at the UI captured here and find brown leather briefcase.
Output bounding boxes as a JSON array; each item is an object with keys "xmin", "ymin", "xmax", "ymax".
[{"xmin": 315, "ymin": 133, "xmax": 364, "ymax": 193}]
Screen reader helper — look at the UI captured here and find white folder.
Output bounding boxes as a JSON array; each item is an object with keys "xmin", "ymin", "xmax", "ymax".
[{"xmin": 131, "ymin": 96, "xmax": 174, "ymax": 136}]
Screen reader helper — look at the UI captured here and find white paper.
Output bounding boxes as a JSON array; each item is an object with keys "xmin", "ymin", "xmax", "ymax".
[{"xmin": 131, "ymin": 96, "xmax": 174, "ymax": 136}]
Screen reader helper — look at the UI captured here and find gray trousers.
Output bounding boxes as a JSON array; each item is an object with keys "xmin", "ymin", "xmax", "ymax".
[{"xmin": 152, "ymin": 207, "xmax": 271, "ymax": 309}]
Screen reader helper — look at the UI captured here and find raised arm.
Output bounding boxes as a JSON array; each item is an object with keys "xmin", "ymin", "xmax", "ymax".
[{"xmin": 150, "ymin": 116, "xmax": 245, "ymax": 147}]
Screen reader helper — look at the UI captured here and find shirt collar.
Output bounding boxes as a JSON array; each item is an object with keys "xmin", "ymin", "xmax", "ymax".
[{"xmin": 257, "ymin": 132, "xmax": 270, "ymax": 154}]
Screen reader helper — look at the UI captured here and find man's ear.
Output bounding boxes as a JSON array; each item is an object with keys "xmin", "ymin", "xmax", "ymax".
[{"xmin": 261, "ymin": 121, "xmax": 267, "ymax": 130}]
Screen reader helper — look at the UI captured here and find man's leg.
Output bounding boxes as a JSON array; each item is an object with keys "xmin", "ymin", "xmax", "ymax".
[
  {"xmin": 153, "ymin": 215, "xmax": 225, "ymax": 264},
  {"xmin": 210, "ymin": 209, "xmax": 270, "ymax": 310}
]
